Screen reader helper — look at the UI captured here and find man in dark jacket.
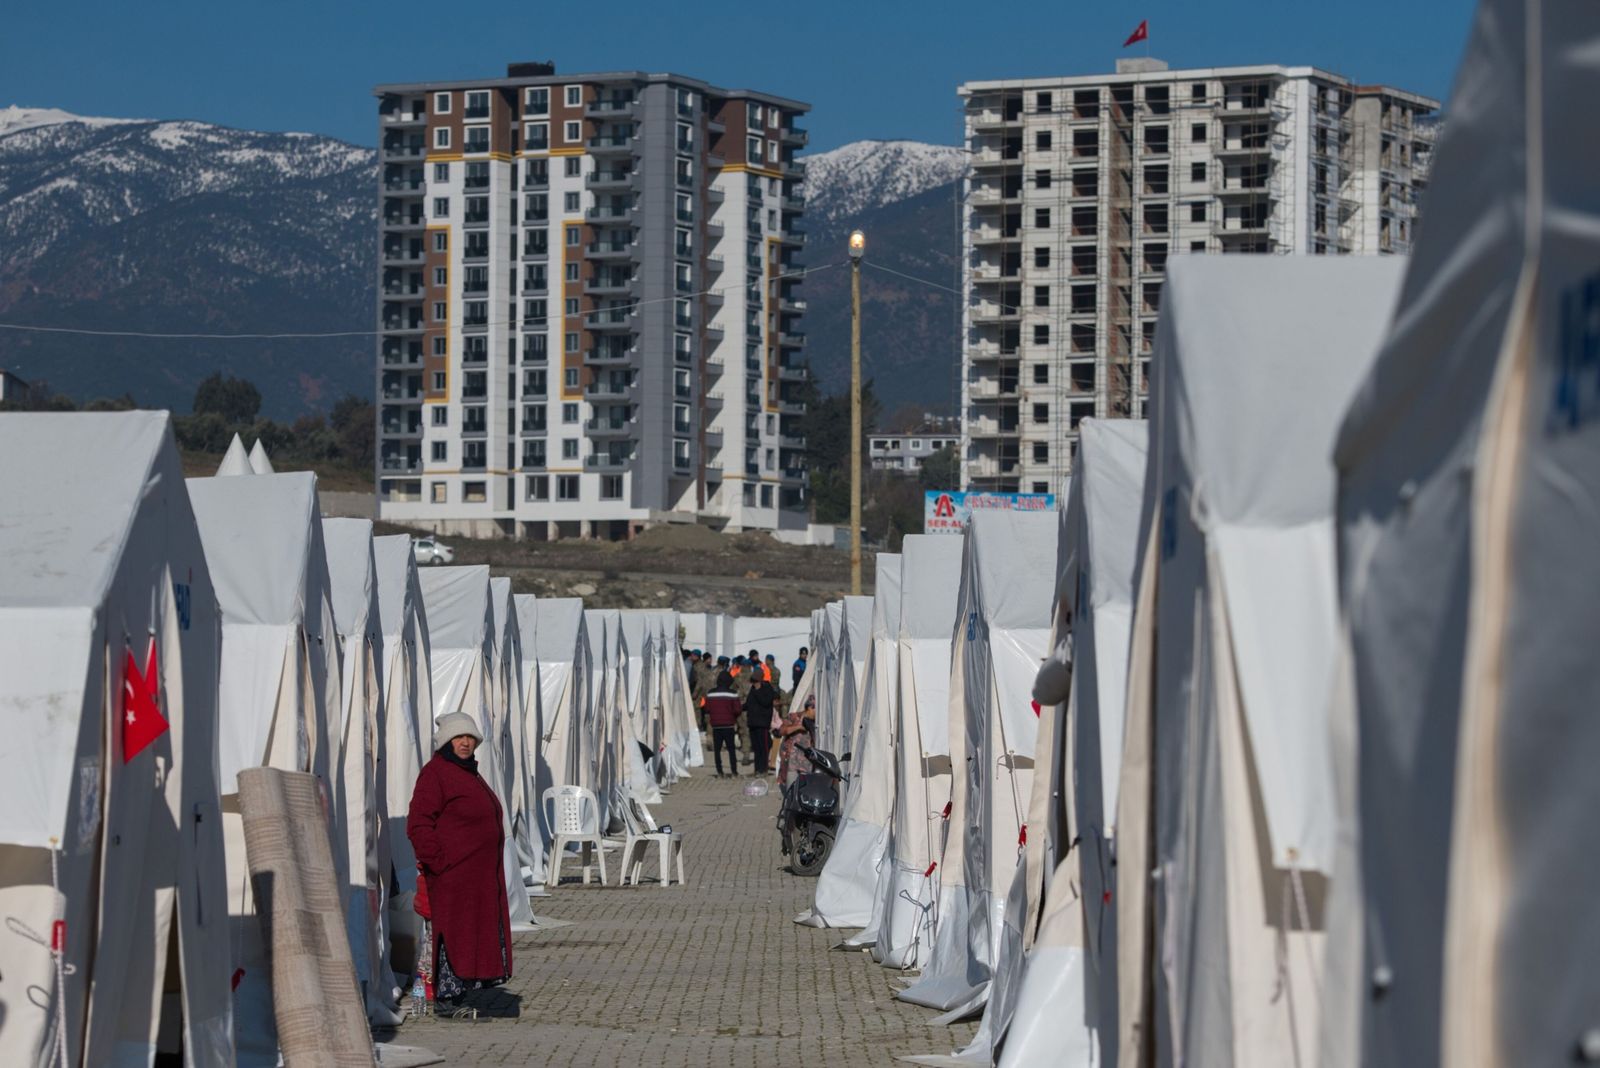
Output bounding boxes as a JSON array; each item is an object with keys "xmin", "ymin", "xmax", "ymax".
[
  {"xmin": 792, "ymin": 647, "xmax": 809, "ymax": 689},
  {"xmin": 703, "ymin": 672, "xmax": 744, "ymax": 778},
  {"xmin": 743, "ymin": 673, "xmax": 777, "ymax": 776}
]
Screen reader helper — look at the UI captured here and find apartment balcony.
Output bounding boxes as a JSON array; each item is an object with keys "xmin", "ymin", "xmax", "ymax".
[
  {"xmin": 585, "ymin": 97, "xmax": 635, "ymax": 118},
  {"xmin": 584, "ymin": 454, "xmax": 630, "ymax": 471},
  {"xmin": 381, "ymin": 346, "xmax": 422, "ymax": 368},
  {"xmin": 521, "ymin": 243, "xmax": 550, "ymax": 262},
  {"xmin": 381, "ymin": 317, "xmax": 425, "ymax": 335},
  {"xmin": 586, "ymin": 169, "xmax": 635, "ymax": 192},
  {"xmin": 971, "ymin": 264, "xmax": 1020, "ymax": 285},
  {"xmin": 970, "ymin": 149, "xmax": 1023, "ymax": 170},
  {"xmin": 587, "ymin": 241, "xmax": 636, "ymax": 260},
  {"xmin": 1220, "ymin": 98, "xmax": 1276, "ymax": 117},
  {"xmin": 777, "ymin": 332, "xmax": 805, "ymax": 349},
  {"xmin": 583, "ymin": 310, "xmax": 636, "ymax": 333},
  {"xmin": 705, "ymin": 255, "xmax": 725, "ymax": 274},
  {"xmin": 520, "ymin": 421, "xmax": 549, "ymax": 437},
  {"xmin": 1214, "ymin": 140, "xmax": 1273, "ymax": 158},
  {"xmin": 701, "ymin": 426, "xmax": 725, "ymax": 447},
  {"xmin": 970, "ymin": 109, "xmax": 1023, "ymax": 132},
  {"xmin": 968, "ymin": 423, "xmax": 1021, "ymax": 441},
  {"xmin": 585, "ymin": 380, "xmax": 635, "ymax": 402},
  {"xmin": 584, "ymin": 416, "xmax": 635, "ymax": 437},
  {"xmin": 1211, "ymin": 177, "xmax": 1272, "ymax": 197},
  {"xmin": 970, "ymin": 187, "xmax": 1022, "ymax": 208},
  {"xmin": 462, "ymin": 210, "xmax": 490, "ymax": 228},
  {"xmin": 379, "ymin": 455, "xmax": 423, "ymax": 475},
  {"xmin": 967, "ymin": 456, "xmax": 1020, "ymax": 479},
  {"xmin": 781, "ymin": 159, "xmax": 806, "ymax": 180},
  {"xmin": 703, "ymin": 323, "xmax": 726, "ymax": 341},
  {"xmin": 381, "ymin": 140, "xmax": 425, "ymax": 160},
  {"xmin": 780, "ymin": 466, "xmax": 808, "ymax": 484},
  {"xmin": 781, "ymin": 126, "xmax": 809, "ymax": 146},
  {"xmin": 379, "ymin": 416, "xmax": 423, "ymax": 439},
  {"xmin": 777, "ymin": 230, "xmax": 805, "ymax": 247},
  {"xmin": 780, "ymin": 194, "xmax": 805, "ymax": 213},
  {"xmin": 971, "ymin": 228, "xmax": 1022, "ymax": 247},
  {"xmin": 777, "ymin": 362, "xmax": 808, "ymax": 382},
  {"xmin": 460, "ymin": 420, "xmax": 488, "ymax": 438},
  {"xmin": 776, "ymin": 397, "xmax": 805, "ymax": 416},
  {"xmin": 968, "ymin": 343, "xmax": 1019, "ymax": 363},
  {"xmin": 588, "ymin": 133, "xmax": 636, "ymax": 155},
  {"xmin": 383, "ymin": 176, "xmax": 425, "ymax": 195},
  {"xmin": 380, "ymin": 108, "xmax": 426, "ymax": 128},
  {"xmin": 382, "ymin": 244, "xmax": 424, "ymax": 264},
  {"xmin": 584, "ymin": 276, "xmax": 633, "ymax": 297},
  {"xmin": 585, "ymin": 204, "xmax": 635, "ymax": 226},
  {"xmin": 968, "ymin": 379, "xmax": 1021, "ymax": 401},
  {"xmin": 381, "ymin": 212, "xmax": 425, "ymax": 231},
  {"xmin": 704, "ymin": 391, "xmax": 725, "ymax": 409},
  {"xmin": 970, "ymin": 302, "xmax": 1021, "ymax": 324},
  {"xmin": 381, "ymin": 281, "xmax": 425, "ymax": 298},
  {"xmin": 777, "ymin": 295, "xmax": 807, "ymax": 315}
]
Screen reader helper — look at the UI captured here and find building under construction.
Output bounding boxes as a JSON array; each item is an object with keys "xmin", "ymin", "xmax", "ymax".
[{"xmin": 957, "ymin": 60, "xmax": 1438, "ymax": 494}]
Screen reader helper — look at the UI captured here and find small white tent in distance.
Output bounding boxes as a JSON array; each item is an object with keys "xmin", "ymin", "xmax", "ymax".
[{"xmin": 0, "ymin": 412, "xmax": 234, "ymax": 1067}]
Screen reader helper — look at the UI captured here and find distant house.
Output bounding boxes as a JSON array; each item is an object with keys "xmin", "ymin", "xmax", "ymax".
[
  {"xmin": 869, "ymin": 432, "xmax": 959, "ymax": 474},
  {"xmin": 0, "ymin": 370, "xmax": 32, "ymax": 407}
]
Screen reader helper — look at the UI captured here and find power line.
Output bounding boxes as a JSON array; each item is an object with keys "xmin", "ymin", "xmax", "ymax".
[{"xmin": 0, "ymin": 261, "xmax": 844, "ymax": 342}]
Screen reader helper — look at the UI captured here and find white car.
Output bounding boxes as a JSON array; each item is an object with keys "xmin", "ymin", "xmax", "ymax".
[{"xmin": 412, "ymin": 537, "xmax": 454, "ymax": 566}]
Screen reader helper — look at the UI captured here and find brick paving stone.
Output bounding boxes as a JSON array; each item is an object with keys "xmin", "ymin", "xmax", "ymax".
[{"xmin": 381, "ymin": 767, "xmax": 977, "ymax": 1066}]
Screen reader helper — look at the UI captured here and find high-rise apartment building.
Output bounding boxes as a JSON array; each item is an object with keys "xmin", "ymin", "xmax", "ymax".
[
  {"xmin": 376, "ymin": 65, "xmax": 810, "ymax": 539},
  {"xmin": 958, "ymin": 60, "xmax": 1438, "ymax": 494}
]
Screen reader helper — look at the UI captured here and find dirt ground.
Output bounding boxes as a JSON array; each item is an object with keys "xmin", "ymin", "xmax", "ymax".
[{"xmin": 377, "ymin": 521, "xmax": 875, "ymax": 615}]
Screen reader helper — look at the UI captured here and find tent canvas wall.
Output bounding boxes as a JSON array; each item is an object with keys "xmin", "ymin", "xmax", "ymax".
[
  {"xmin": 872, "ymin": 535, "xmax": 965, "ymax": 971},
  {"xmin": 321, "ymin": 518, "xmax": 398, "ymax": 1024},
  {"xmin": 1113, "ymin": 256, "xmax": 1404, "ymax": 1068},
  {"xmin": 1323, "ymin": 4, "xmax": 1600, "ymax": 1063},
  {"xmin": 534, "ymin": 600, "xmax": 592, "ymax": 800},
  {"xmin": 729, "ymin": 616, "xmax": 812, "ymax": 684},
  {"xmin": 0, "ymin": 413, "xmax": 233, "ymax": 1067},
  {"xmin": 900, "ymin": 510, "xmax": 1055, "ymax": 1020},
  {"xmin": 188, "ymin": 471, "xmax": 343, "ymax": 1066},
  {"xmin": 806, "ymin": 555, "xmax": 902, "ymax": 930},
  {"xmin": 999, "ymin": 422, "xmax": 1145, "ymax": 1068},
  {"xmin": 513, "ymin": 595, "xmax": 554, "ymax": 885}
]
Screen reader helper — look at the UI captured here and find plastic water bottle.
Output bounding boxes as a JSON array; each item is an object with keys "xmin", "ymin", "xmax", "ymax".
[{"xmin": 410, "ymin": 974, "xmax": 426, "ymax": 1016}]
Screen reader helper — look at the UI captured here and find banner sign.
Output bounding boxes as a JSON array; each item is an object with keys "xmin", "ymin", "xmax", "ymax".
[{"xmin": 924, "ymin": 491, "xmax": 1057, "ymax": 534}]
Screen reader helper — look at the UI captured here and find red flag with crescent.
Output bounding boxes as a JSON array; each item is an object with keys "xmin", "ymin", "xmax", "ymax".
[{"xmin": 122, "ymin": 639, "xmax": 169, "ymax": 762}]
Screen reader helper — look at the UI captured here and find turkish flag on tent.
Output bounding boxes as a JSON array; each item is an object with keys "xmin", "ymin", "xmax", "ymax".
[
  {"xmin": 122, "ymin": 640, "xmax": 169, "ymax": 762},
  {"xmin": 1123, "ymin": 20, "xmax": 1149, "ymax": 47}
]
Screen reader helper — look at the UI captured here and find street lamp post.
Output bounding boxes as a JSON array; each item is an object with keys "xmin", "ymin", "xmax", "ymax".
[{"xmin": 848, "ymin": 229, "xmax": 866, "ymax": 595}]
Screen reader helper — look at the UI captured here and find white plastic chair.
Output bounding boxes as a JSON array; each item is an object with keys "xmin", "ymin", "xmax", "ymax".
[
  {"xmin": 617, "ymin": 797, "xmax": 685, "ymax": 888},
  {"xmin": 544, "ymin": 786, "xmax": 607, "ymax": 887}
]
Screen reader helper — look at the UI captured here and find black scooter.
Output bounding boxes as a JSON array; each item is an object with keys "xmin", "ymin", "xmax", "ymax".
[{"xmin": 778, "ymin": 746, "xmax": 847, "ymax": 876}]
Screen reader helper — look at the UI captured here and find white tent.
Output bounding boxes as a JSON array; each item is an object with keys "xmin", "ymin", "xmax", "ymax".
[
  {"xmin": 1112, "ymin": 256, "xmax": 1404, "ymax": 1068},
  {"xmin": 534, "ymin": 599, "xmax": 592, "ymax": 800},
  {"xmin": 418, "ymin": 566, "xmax": 533, "ymax": 926},
  {"xmin": 489, "ymin": 576, "xmax": 536, "ymax": 924},
  {"xmin": 654, "ymin": 611, "xmax": 703, "ymax": 777},
  {"xmin": 788, "ymin": 607, "xmax": 828, "ymax": 718},
  {"xmin": 871, "ymin": 534, "xmax": 965, "ymax": 971},
  {"xmin": 1323, "ymin": 4, "xmax": 1600, "ymax": 1063},
  {"xmin": 513, "ymin": 595, "xmax": 554, "ymax": 886},
  {"xmin": 809, "ymin": 602, "xmax": 845, "ymax": 752},
  {"xmin": 188, "ymin": 470, "xmax": 343, "ymax": 1066},
  {"xmin": 899, "ymin": 510, "xmax": 1055, "ymax": 1022},
  {"xmin": 835, "ymin": 596, "xmax": 873, "ymax": 759},
  {"xmin": 0, "ymin": 412, "xmax": 234, "ymax": 1067},
  {"xmin": 371, "ymin": 534, "xmax": 431, "ymax": 982},
  {"xmin": 216, "ymin": 432, "xmax": 251, "ymax": 476},
  {"xmin": 806, "ymin": 555, "xmax": 902, "ymax": 930},
  {"xmin": 584, "ymin": 608, "xmax": 625, "ymax": 828},
  {"xmin": 321, "ymin": 518, "xmax": 398, "ymax": 1024},
  {"xmin": 998, "ymin": 422, "xmax": 1145, "ymax": 1067},
  {"xmin": 247, "ymin": 439, "xmax": 274, "ymax": 475}
]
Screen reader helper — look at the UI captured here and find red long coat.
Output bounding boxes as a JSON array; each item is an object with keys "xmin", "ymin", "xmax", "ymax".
[{"xmin": 407, "ymin": 752, "xmax": 512, "ymax": 981}]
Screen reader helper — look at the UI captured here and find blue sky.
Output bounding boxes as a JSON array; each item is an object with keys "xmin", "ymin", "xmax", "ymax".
[{"xmin": 3, "ymin": 0, "xmax": 1475, "ymax": 151}]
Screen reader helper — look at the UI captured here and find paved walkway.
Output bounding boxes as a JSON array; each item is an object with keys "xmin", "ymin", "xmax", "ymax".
[{"xmin": 384, "ymin": 770, "xmax": 975, "ymax": 1066}]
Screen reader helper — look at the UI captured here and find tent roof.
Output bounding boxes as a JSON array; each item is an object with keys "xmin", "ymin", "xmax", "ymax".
[
  {"xmin": 534, "ymin": 599, "xmax": 585, "ymax": 660},
  {"xmin": 322, "ymin": 519, "xmax": 378, "ymax": 640},
  {"xmin": 872, "ymin": 555, "xmax": 903, "ymax": 640},
  {"xmin": 187, "ymin": 473, "xmax": 322, "ymax": 625},
  {"xmin": 1154, "ymin": 255, "xmax": 1406, "ymax": 527},
  {"xmin": 247, "ymin": 439, "xmax": 275, "ymax": 475},
  {"xmin": 514, "ymin": 594, "xmax": 539, "ymax": 652},
  {"xmin": 1074, "ymin": 419, "xmax": 1149, "ymax": 611},
  {"xmin": 968, "ymin": 509, "xmax": 1059, "ymax": 630},
  {"xmin": 216, "ymin": 433, "xmax": 251, "ymax": 476},
  {"xmin": 372, "ymin": 535, "xmax": 422, "ymax": 637},
  {"xmin": 417, "ymin": 565, "xmax": 493, "ymax": 652},
  {"xmin": 843, "ymin": 596, "xmax": 873, "ymax": 662},
  {"xmin": 0, "ymin": 412, "xmax": 172, "ymax": 608},
  {"xmin": 898, "ymin": 535, "xmax": 966, "ymax": 640}
]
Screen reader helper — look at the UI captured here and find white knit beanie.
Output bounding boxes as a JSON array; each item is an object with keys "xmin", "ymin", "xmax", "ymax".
[{"xmin": 433, "ymin": 711, "xmax": 484, "ymax": 752}]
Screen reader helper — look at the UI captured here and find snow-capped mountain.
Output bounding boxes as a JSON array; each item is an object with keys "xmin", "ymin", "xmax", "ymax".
[
  {"xmin": 0, "ymin": 110, "xmax": 959, "ymax": 417},
  {"xmin": 800, "ymin": 139, "xmax": 966, "ymax": 223}
]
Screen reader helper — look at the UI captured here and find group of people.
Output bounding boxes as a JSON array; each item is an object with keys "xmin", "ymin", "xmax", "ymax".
[{"xmin": 685, "ymin": 646, "xmax": 815, "ymax": 782}]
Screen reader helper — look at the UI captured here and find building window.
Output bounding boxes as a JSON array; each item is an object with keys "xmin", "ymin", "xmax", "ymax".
[
  {"xmin": 1035, "ymin": 207, "xmax": 1051, "ymax": 229},
  {"xmin": 1191, "ymin": 122, "xmax": 1207, "ymax": 143},
  {"xmin": 431, "ymin": 441, "xmax": 447, "ymax": 462},
  {"xmin": 563, "ymin": 120, "xmax": 581, "ymax": 143},
  {"xmin": 434, "ymin": 92, "xmax": 451, "ymax": 114},
  {"xmin": 433, "ymin": 127, "xmax": 451, "ymax": 150},
  {"xmin": 562, "ymin": 402, "xmax": 579, "ymax": 423},
  {"xmin": 1035, "ymin": 91, "xmax": 1053, "ymax": 113},
  {"xmin": 1033, "ymin": 482, "xmax": 1050, "ymax": 494},
  {"xmin": 526, "ymin": 87, "xmax": 549, "ymax": 115},
  {"xmin": 748, "ymin": 102, "xmax": 763, "ymax": 126},
  {"xmin": 1191, "ymin": 82, "xmax": 1206, "ymax": 101},
  {"xmin": 1191, "ymin": 240, "xmax": 1207, "ymax": 253},
  {"xmin": 760, "ymin": 485, "xmax": 773, "ymax": 508},
  {"xmin": 566, "ymin": 227, "xmax": 581, "ymax": 246},
  {"xmin": 464, "ymin": 126, "xmax": 489, "ymax": 153},
  {"xmin": 1033, "ymin": 403, "xmax": 1049, "ymax": 424},
  {"xmin": 432, "ymin": 301, "xmax": 447, "ymax": 322},
  {"xmin": 564, "ymin": 85, "xmax": 582, "ymax": 107},
  {"xmin": 1036, "ymin": 130, "xmax": 1052, "ymax": 151},
  {"xmin": 463, "ymin": 481, "xmax": 486, "ymax": 503},
  {"xmin": 431, "ymin": 482, "xmax": 447, "ymax": 503},
  {"xmin": 433, "ymin": 162, "xmax": 449, "ymax": 182},
  {"xmin": 433, "ymin": 232, "xmax": 447, "ymax": 252},
  {"xmin": 600, "ymin": 475, "xmax": 623, "ymax": 500},
  {"xmin": 433, "ymin": 371, "xmax": 446, "ymax": 390},
  {"xmin": 563, "ymin": 191, "xmax": 579, "ymax": 213},
  {"xmin": 1033, "ymin": 285, "xmax": 1050, "ymax": 308},
  {"xmin": 433, "ymin": 197, "xmax": 449, "ymax": 218},
  {"xmin": 428, "ymin": 406, "xmax": 447, "ymax": 428},
  {"xmin": 526, "ymin": 475, "xmax": 549, "ymax": 500},
  {"xmin": 565, "ymin": 332, "xmax": 579, "ymax": 353},
  {"xmin": 1033, "ymin": 324, "xmax": 1050, "ymax": 345},
  {"xmin": 557, "ymin": 475, "xmax": 579, "ymax": 500},
  {"xmin": 432, "ymin": 336, "xmax": 447, "ymax": 356},
  {"xmin": 525, "ymin": 122, "xmax": 548, "ymax": 150},
  {"xmin": 564, "ymin": 368, "xmax": 579, "ymax": 389},
  {"xmin": 1033, "ymin": 363, "xmax": 1049, "ymax": 384},
  {"xmin": 673, "ymin": 439, "xmax": 691, "ymax": 467},
  {"xmin": 1035, "ymin": 169, "xmax": 1052, "ymax": 189},
  {"xmin": 561, "ymin": 439, "xmax": 578, "ymax": 459},
  {"xmin": 432, "ymin": 267, "xmax": 447, "ymax": 286},
  {"xmin": 1033, "ymin": 441, "xmax": 1049, "ymax": 462},
  {"xmin": 1034, "ymin": 246, "xmax": 1050, "ymax": 268},
  {"xmin": 1191, "ymin": 161, "xmax": 1206, "ymax": 183}
]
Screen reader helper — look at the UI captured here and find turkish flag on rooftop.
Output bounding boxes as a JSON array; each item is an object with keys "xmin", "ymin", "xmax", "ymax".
[
  {"xmin": 122, "ymin": 640, "xmax": 169, "ymax": 762},
  {"xmin": 1123, "ymin": 19, "xmax": 1149, "ymax": 47}
]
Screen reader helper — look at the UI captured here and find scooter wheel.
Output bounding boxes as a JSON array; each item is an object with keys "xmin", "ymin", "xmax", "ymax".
[{"xmin": 790, "ymin": 828, "xmax": 834, "ymax": 877}]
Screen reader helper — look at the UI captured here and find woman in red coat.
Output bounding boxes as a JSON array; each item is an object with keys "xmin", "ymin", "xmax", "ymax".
[{"xmin": 408, "ymin": 712, "xmax": 512, "ymax": 1017}]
